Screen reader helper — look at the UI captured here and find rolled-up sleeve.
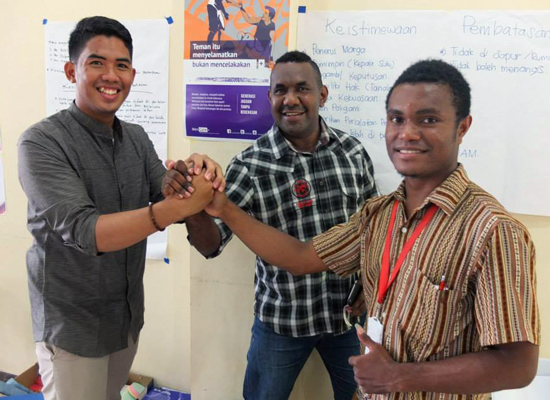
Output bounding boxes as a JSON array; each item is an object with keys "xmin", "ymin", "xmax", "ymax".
[
  {"xmin": 210, "ymin": 158, "xmax": 254, "ymax": 258},
  {"xmin": 18, "ymin": 129, "xmax": 100, "ymax": 255},
  {"xmin": 143, "ymin": 135, "xmax": 166, "ymax": 203}
]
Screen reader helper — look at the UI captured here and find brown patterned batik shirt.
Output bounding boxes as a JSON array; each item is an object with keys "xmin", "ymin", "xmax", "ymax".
[{"xmin": 313, "ymin": 165, "xmax": 540, "ymax": 400}]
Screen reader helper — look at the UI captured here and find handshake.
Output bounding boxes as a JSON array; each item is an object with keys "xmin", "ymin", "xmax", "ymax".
[{"xmin": 160, "ymin": 153, "xmax": 227, "ymax": 221}]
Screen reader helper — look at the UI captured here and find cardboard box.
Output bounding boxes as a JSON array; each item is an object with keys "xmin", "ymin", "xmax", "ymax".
[
  {"xmin": 14, "ymin": 363, "xmax": 40, "ymax": 391},
  {"xmin": 13, "ymin": 365, "xmax": 154, "ymax": 398},
  {"xmin": 128, "ymin": 372, "xmax": 154, "ymax": 391},
  {"xmin": 1, "ymin": 363, "xmax": 43, "ymax": 398},
  {"xmin": 122, "ymin": 373, "xmax": 153, "ymax": 400}
]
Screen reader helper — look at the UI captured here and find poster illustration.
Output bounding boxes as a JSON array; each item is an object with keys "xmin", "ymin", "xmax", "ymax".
[{"xmin": 184, "ymin": 0, "xmax": 289, "ymax": 141}]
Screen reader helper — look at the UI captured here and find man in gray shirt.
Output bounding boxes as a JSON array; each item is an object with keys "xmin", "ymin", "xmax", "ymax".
[{"xmin": 18, "ymin": 16, "xmax": 213, "ymax": 400}]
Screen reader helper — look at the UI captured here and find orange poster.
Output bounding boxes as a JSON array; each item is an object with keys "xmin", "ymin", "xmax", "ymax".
[
  {"xmin": 184, "ymin": 0, "xmax": 290, "ymax": 141},
  {"xmin": 184, "ymin": 0, "xmax": 289, "ymax": 62}
]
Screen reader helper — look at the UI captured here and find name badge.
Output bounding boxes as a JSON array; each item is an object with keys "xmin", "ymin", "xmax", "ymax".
[{"xmin": 364, "ymin": 316, "xmax": 383, "ymax": 354}]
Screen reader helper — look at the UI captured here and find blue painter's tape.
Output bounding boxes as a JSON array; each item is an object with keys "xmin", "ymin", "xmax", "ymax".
[
  {"xmin": 165, "ymin": 16, "xmax": 174, "ymax": 24},
  {"xmin": 164, "ymin": 257, "xmax": 170, "ymax": 264},
  {"xmin": 43, "ymin": 18, "xmax": 48, "ymax": 25},
  {"xmin": 298, "ymin": 6, "xmax": 306, "ymax": 14}
]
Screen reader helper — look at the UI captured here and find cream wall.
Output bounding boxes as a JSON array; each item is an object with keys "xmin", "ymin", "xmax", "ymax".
[
  {"xmin": 0, "ymin": 0, "xmax": 193, "ymax": 391},
  {"xmin": 0, "ymin": 1, "xmax": 548, "ymax": 399}
]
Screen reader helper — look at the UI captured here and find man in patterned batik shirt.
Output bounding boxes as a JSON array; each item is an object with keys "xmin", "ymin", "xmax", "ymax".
[{"xmin": 204, "ymin": 59, "xmax": 540, "ymax": 400}]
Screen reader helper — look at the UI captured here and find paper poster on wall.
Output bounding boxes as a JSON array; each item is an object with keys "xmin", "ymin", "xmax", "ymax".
[
  {"xmin": 184, "ymin": 0, "xmax": 289, "ymax": 141},
  {"xmin": 45, "ymin": 19, "xmax": 170, "ymax": 258},
  {"xmin": 0, "ymin": 120, "xmax": 5, "ymax": 215},
  {"xmin": 297, "ymin": 10, "xmax": 550, "ymax": 216}
]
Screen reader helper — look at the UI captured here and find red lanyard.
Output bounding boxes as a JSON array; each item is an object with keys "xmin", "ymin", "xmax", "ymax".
[{"xmin": 377, "ymin": 200, "xmax": 438, "ymax": 304}]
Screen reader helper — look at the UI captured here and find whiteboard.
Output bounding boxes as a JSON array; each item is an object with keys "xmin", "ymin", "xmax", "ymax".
[{"xmin": 297, "ymin": 10, "xmax": 550, "ymax": 216}]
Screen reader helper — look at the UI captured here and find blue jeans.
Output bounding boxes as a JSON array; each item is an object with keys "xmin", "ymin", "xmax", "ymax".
[{"xmin": 243, "ymin": 317, "xmax": 359, "ymax": 400}]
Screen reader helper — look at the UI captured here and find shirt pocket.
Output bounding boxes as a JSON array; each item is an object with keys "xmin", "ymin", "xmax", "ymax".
[
  {"xmin": 332, "ymin": 153, "xmax": 367, "ymax": 210},
  {"xmin": 250, "ymin": 173, "xmax": 317, "ymax": 234},
  {"xmin": 398, "ymin": 267, "xmax": 464, "ymax": 360}
]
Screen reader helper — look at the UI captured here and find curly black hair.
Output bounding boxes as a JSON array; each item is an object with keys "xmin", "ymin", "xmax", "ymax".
[{"xmin": 386, "ymin": 59, "xmax": 471, "ymax": 123}]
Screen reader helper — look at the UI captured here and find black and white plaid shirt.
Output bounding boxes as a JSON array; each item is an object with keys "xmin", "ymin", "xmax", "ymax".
[{"xmin": 212, "ymin": 118, "xmax": 378, "ymax": 336}]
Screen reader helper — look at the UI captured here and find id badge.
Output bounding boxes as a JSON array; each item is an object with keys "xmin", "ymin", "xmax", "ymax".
[{"xmin": 364, "ymin": 316, "xmax": 383, "ymax": 354}]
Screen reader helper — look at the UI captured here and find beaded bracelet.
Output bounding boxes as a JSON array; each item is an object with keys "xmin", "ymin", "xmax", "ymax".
[{"xmin": 149, "ymin": 203, "xmax": 165, "ymax": 232}]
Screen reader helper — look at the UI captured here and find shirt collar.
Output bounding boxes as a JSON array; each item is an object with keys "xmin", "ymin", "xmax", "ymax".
[
  {"xmin": 393, "ymin": 164, "xmax": 470, "ymax": 216},
  {"xmin": 270, "ymin": 117, "xmax": 341, "ymax": 160},
  {"xmin": 68, "ymin": 102, "xmax": 123, "ymax": 139}
]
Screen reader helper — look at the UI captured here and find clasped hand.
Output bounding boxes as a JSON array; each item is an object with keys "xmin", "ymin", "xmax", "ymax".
[
  {"xmin": 349, "ymin": 325, "xmax": 401, "ymax": 394},
  {"xmin": 162, "ymin": 153, "xmax": 227, "ymax": 216}
]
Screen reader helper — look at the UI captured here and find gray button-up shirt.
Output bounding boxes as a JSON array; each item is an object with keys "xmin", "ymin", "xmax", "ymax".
[{"xmin": 18, "ymin": 103, "xmax": 165, "ymax": 357}]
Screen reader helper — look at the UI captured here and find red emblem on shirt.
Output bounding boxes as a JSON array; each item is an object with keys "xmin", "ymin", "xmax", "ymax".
[{"xmin": 292, "ymin": 179, "xmax": 311, "ymax": 199}]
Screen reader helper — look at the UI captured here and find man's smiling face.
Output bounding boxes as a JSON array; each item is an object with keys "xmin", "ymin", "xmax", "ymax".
[
  {"xmin": 268, "ymin": 62, "xmax": 328, "ymax": 143},
  {"xmin": 65, "ymin": 35, "xmax": 135, "ymax": 126},
  {"xmin": 385, "ymin": 83, "xmax": 471, "ymax": 186}
]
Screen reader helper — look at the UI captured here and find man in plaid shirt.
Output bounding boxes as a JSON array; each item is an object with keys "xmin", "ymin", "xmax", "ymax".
[{"xmin": 172, "ymin": 51, "xmax": 378, "ymax": 399}]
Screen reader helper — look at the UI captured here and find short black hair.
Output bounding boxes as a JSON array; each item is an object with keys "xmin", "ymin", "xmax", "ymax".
[
  {"xmin": 273, "ymin": 51, "xmax": 323, "ymax": 88},
  {"xmin": 386, "ymin": 59, "xmax": 471, "ymax": 123},
  {"xmin": 68, "ymin": 16, "xmax": 133, "ymax": 63}
]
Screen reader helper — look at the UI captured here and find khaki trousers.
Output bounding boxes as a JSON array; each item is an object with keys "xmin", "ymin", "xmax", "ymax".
[{"xmin": 35, "ymin": 335, "xmax": 139, "ymax": 400}]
